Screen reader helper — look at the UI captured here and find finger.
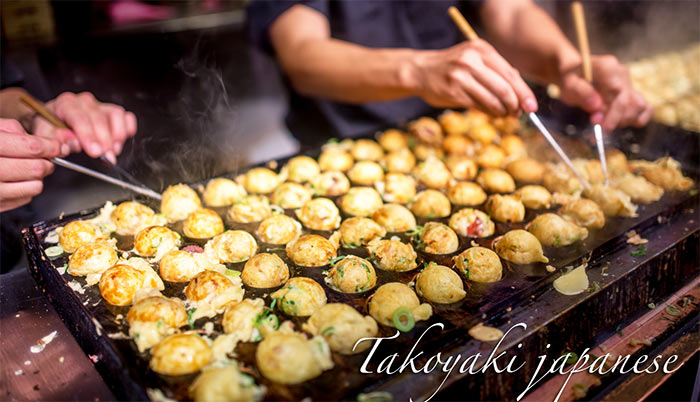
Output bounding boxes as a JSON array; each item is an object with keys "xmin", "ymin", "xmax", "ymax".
[
  {"xmin": 467, "ymin": 60, "xmax": 520, "ymax": 115},
  {"xmin": 601, "ymin": 93, "xmax": 628, "ymax": 132},
  {"xmin": 125, "ymin": 112, "xmax": 137, "ymax": 137},
  {"xmin": 477, "ymin": 45, "xmax": 537, "ymax": 113},
  {"xmin": 54, "ymin": 93, "xmax": 104, "ymax": 157},
  {"xmin": 450, "ymin": 68, "xmax": 507, "ymax": 116},
  {"xmin": 0, "ymin": 180, "xmax": 43, "ymax": 200},
  {"xmin": 101, "ymin": 104, "xmax": 127, "ymax": 154},
  {"xmin": 0, "ymin": 157, "xmax": 54, "ymax": 181},
  {"xmin": 560, "ymin": 75, "xmax": 604, "ymax": 113},
  {"xmin": 0, "ymin": 132, "xmax": 68, "ymax": 158},
  {"xmin": 635, "ymin": 103, "xmax": 654, "ymax": 127},
  {"xmin": 0, "ymin": 196, "xmax": 32, "ymax": 212},
  {"xmin": 83, "ymin": 102, "xmax": 114, "ymax": 155},
  {"xmin": 0, "ymin": 118, "xmax": 27, "ymax": 134}
]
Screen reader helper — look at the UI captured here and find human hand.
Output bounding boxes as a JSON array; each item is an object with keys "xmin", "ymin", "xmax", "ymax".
[
  {"xmin": 0, "ymin": 118, "xmax": 69, "ymax": 212},
  {"xmin": 33, "ymin": 92, "xmax": 137, "ymax": 163}
]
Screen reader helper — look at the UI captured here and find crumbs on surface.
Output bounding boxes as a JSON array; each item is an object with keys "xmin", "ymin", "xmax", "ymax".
[{"xmin": 625, "ymin": 230, "xmax": 648, "ymax": 245}]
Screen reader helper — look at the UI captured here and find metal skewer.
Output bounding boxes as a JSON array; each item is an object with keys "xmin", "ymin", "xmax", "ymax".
[{"xmin": 447, "ymin": 6, "xmax": 591, "ymax": 191}]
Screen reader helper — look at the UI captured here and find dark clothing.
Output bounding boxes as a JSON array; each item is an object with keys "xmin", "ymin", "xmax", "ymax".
[{"xmin": 247, "ymin": 0, "xmax": 483, "ymax": 144}]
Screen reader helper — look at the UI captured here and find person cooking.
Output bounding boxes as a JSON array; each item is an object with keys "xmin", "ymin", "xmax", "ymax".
[{"xmin": 248, "ymin": 0, "xmax": 652, "ymax": 143}]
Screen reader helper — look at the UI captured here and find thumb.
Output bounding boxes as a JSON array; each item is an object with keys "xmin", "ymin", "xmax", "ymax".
[{"xmin": 560, "ymin": 74, "xmax": 604, "ymax": 115}]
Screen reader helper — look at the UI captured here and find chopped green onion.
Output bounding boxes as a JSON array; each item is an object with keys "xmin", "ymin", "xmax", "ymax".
[
  {"xmin": 564, "ymin": 352, "xmax": 579, "ymax": 365},
  {"xmin": 329, "ymin": 255, "xmax": 347, "ymax": 267},
  {"xmin": 664, "ymin": 304, "xmax": 681, "ymax": 317},
  {"xmin": 357, "ymin": 392, "xmax": 393, "ymax": 402},
  {"xmin": 321, "ymin": 326, "xmax": 335, "ymax": 336},
  {"xmin": 392, "ymin": 307, "xmax": 415, "ymax": 332},
  {"xmin": 45, "ymin": 245, "xmax": 64, "ymax": 258},
  {"xmin": 265, "ymin": 314, "xmax": 279, "ymax": 330},
  {"xmin": 187, "ymin": 308, "xmax": 197, "ymax": 329},
  {"xmin": 648, "ymin": 302, "xmax": 656, "ymax": 310},
  {"xmin": 225, "ymin": 269, "xmax": 241, "ymax": 277},
  {"xmin": 630, "ymin": 245, "xmax": 647, "ymax": 257}
]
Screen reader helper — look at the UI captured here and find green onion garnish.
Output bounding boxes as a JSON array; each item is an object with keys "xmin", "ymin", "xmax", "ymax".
[{"xmin": 392, "ymin": 307, "xmax": 415, "ymax": 332}]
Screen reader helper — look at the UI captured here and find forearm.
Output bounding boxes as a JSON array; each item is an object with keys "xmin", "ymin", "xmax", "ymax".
[{"xmin": 0, "ymin": 88, "xmax": 37, "ymax": 130}]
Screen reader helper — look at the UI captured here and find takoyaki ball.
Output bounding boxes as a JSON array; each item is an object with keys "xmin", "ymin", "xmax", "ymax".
[
  {"xmin": 327, "ymin": 255, "xmax": 376, "ymax": 293},
  {"xmin": 366, "ymin": 239, "xmax": 418, "ymax": 272},
  {"xmin": 506, "ymin": 158, "xmax": 545, "ymax": 184},
  {"xmin": 150, "ymin": 333, "xmax": 212, "ymax": 376},
  {"xmin": 410, "ymin": 190, "xmax": 452, "ymax": 218},
  {"xmin": 442, "ymin": 135, "xmax": 474, "ymax": 155},
  {"xmin": 629, "ymin": 157, "xmax": 693, "ymax": 191},
  {"xmin": 127, "ymin": 296, "xmax": 187, "ymax": 352},
  {"xmin": 161, "ymin": 184, "xmax": 202, "ymax": 223},
  {"xmin": 134, "ymin": 226, "xmax": 182, "ymax": 258},
  {"xmin": 185, "ymin": 270, "xmax": 244, "ymax": 318},
  {"xmin": 226, "ymin": 195, "xmax": 272, "ymax": 223},
  {"xmin": 271, "ymin": 182, "xmax": 313, "ymax": 209},
  {"xmin": 606, "ymin": 148, "xmax": 629, "ymax": 174},
  {"xmin": 241, "ymin": 167, "xmax": 281, "ymax": 194},
  {"xmin": 341, "ymin": 187, "xmax": 383, "ymax": 217},
  {"xmin": 476, "ymin": 144, "xmax": 506, "ymax": 168},
  {"xmin": 190, "ymin": 364, "xmax": 262, "ymax": 402},
  {"xmin": 304, "ymin": 304, "xmax": 378, "ymax": 354},
  {"xmin": 241, "ymin": 253, "xmax": 290, "ymax": 288},
  {"xmin": 413, "ymin": 157, "xmax": 452, "ymax": 189},
  {"xmin": 584, "ymin": 184, "xmax": 638, "ymax": 217},
  {"xmin": 271, "ymin": 277, "xmax": 327, "ymax": 316},
  {"xmin": 514, "ymin": 185, "xmax": 552, "ymax": 209},
  {"xmin": 183, "ymin": 208, "xmax": 224, "ymax": 239},
  {"xmin": 206, "ymin": 230, "xmax": 257, "ymax": 263},
  {"xmin": 384, "ymin": 148, "xmax": 416, "ymax": 173},
  {"xmin": 256, "ymin": 214, "xmax": 302, "ymax": 245},
  {"xmin": 284, "ymin": 155, "xmax": 321, "ymax": 183},
  {"xmin": 375, "ymin": 173, "xmax": 416, "ymax": 204},
  {"xmin": 559, "ymin": 198, "xmax": 606, "ymax": 229},
  {"xmin": 500, "ymin": 135, "xmax": 527, "ymax": 158},
  {"xmin": 572, "ymin": 159, "xmax": 605, "ymax": 184},
  {"xmin": 286, "ymin": 234, "xmax": 337, "ymax": 267},
  {"xmin": 202, "ymin": 178, "xmax": 246, "ymax": 207},
  {"xmin": 124, "ymin": 256, "xmax": 165, "ymax": 290},
  {"xmin": 368, "ymin": 282, "xmax": 433, "ymax": 327},
  {"xmin": 59, "ymin": 220, "xmax": 102, "ymax": 253},
  {"xmin": 449, "ymin": 208, "xmax": 495, "ymax": 238},
  {"xmin": 318, "ymin": 148, "xmax": 354, "ymax": 172},
  {"xmin": 222, "ymin": 298, "xmax": 264, "ymax": 340},
  {"xmin": 377, "ymin": 129, "xmax": 409, "ymax": 152},
  {"xmin": 256, "ymin": 332, "xmax": 333, "ymax": 384},
  {"xmin": 464, "ymin": 108, "xmax": 491, "ymax": 128},
  {"xmin": 543, "ymin": 163, "xmax": 581, "ymax": 195},
  {"xmin": 612, "ymin": 174, "xmax": 664, "ymax": 204},
  {"xmin": 439, "ymin": 110, "xmax": 470, "ymax": 136},
  {"xmin": 99, "ymin": 264, "xmax": 146, "ymax": 306},
  {"xmin": 453, "ymin": 247, "xmax": 502, "ymax": 282},
  {"xmin": 476, "ymin": 168, "xmax": 516, "ymax": 193},
  {"xmin": 446, "ymin": 155, "xmax": 478, "ymax": 181},
  {"xmin": 447, "ymin": 181, "xmax": 488, "ymax": 206},
  {"xmin": 296, "ymin": 197, "xmax": 341, "ymax": 231},
  {"xmin": 408, "ymin": 116, "xmax": 443, "ymax": 145},
  {"xmin": 415, "ymin": 264, "xmax": 466, "ymax": 304},
  {"xmin": 412, "ymin": 144, "xmax": 444, "ymax": 161},
  {"xmin": 371, "ymin": 203, "xmax": 417, "ymax": 232},
  {"xmin": 310, "ymin": 171, "xmax": 350, "ymax": 196},
  {"xmin": 351, "ymin": 139, "xmax": 384, "ymax": 161},
  {"xmin": 159, "ymin": 250, "xmax": 204, "ymax": 282},
  {"xmin": 484, "ymin": 194, "xmax": 525, "ymax": 223},
  {"xmin": 527, "ymin": 213, "xmax": 588, "ymax": 247},
  {"xmin": 111, "ymin": 202, "xmax": 158, "ymax": 236},
  {"xmin": 492, "ymin": 116, "xmax": 520, "ymax": 136},
  {"xmin": 67, "ymin": 243, "xmax": 119, "ymax": 284},
  {"xmin": 468, "ymin": 122, "xmax": 498, "ymax": 144},
  {"xmin": 493, "ymin": 229, "xmax": 549, "ymax": 264},
  {"xmin": 419, "ymin": 222, "xmax": 459, "ymax": 255},
  {"xmin": 338, "ymin": 217, "xmax": 386, "ymax": 248},
  {"xmin": 347, "ymin": 161, "xmax": 384, "ymax": 185}
]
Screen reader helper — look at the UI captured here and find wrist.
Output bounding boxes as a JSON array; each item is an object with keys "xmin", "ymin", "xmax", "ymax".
[
  {"xmin": 397, "ymin": 49, "xmax": 429, "ymax": 96},
  {"xmin": 554, "ymin": 47, "xmax": 583, "ymax": 85}
]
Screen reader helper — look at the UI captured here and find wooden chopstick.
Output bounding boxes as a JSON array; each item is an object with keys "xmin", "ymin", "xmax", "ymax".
[
  {"xmin": 19, "ymin": 94, "xmax": 70, "ymax": 129},
  {"xmin": 448, "ymin": 6, "xmax": 479, "ymax": 41},
  {"xmin": 571, "ymin": 2, "xmax": 593, "ymax": 82}
]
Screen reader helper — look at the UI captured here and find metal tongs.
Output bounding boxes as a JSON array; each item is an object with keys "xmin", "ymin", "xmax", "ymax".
[
  {"xmin": 447, "ymin": 7, "xmax": 591, "ymax": 191},
  {"xmin": 20, "ymin": 94, "xmax": 162, "ymax": 200}
]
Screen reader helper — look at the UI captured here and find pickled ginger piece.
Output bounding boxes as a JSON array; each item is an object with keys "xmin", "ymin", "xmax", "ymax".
[{"xmin": 553, "ymin": 264, "xmax": 589, "ymax": 295}]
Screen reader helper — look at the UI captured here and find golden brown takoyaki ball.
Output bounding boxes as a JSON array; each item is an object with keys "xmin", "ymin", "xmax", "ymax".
[
  {"xmin": 185, "ymin": 270, "xmax": 244, "ymax": 318},
  {"xmin": 286, "ymin": 234, "xmax": 337, "ymax": 267},
  {"xmin": 412, "ymin": 143, "xmax": 444, "ymax": 161},
  {"xmin": 310, "ymin": 171, "xmax": 350, "ymax": 196},
  {"xmin": 468, "ymin": 122, "xmax": 498, "ymax": 144},
  {"xmin": 159, "ymin": 250, "xmax": 204, "ymax": 282},
  {"xmin": 572, "ymin": 159, "xmax": 606, "ymax": 184},
  {"xmin": 442, "ymin": 135, "xmax": 474, "ymax": 155},
  {"xmin": 150, "ymin": 333, "xmax": 212, "ymax": 376},
  {"xmin": 449, "ymin": 208, "xmax": 495, "ymax": 238},
  {"xmin": 189, "ymin": 364, "xmax": 262, "ymax": 402},
  {"xmin": 205, "ymin": 230, "xmax": 258, "ymax": 263},
  {"xmin": 500, "ymin": 135, "xmax": 527, "ymax": 158},
  {"xmin": 347, "ymin": 161, "xmax": 384, "ymax": 185},
  {"xmin": 377, "ymin": 129, "xmax": 409, "ymax": 152},
  {"xmin": 492, "ymin": 116, "xmax": 520, "ymax": 136},
  {"xmin": 527, "ymin": 213, "xmax": 588, "ymax": 247},
  {"xmin": 612, "ymin": 174, "xmax": 664, "ymax": 204},
  {"xmin": 368, "ymin": 282, "xmax": 433, "ymax": 327},
  {"xmin": 241, "ymin": 167, "xmax": 281, "ymax": 194},
  {"xmin": 134, "ymin": 226, "xmax": 182, "ymax": 258},
  {"xmin": 410, "ymin": 190, "xmax": 452, "ymax": 218},
  {"xmin": 110, "ymin": 202, "xmax": 159, "ymax": 236},
  {"xmin": 127, "ymin": 295, "xmax": 187, "ymax": 352},
  {"xmin": 447, "ymin": 181, "xmax": 488, "ymax": 206},
  {"xmin": 445, "ymin": 155, "xmax": 478, "ymax": 181},
  {"xmin": 453, "ymin": 247, "xmax": 502, "ymax": 282},
  {"xmin": 59, "ymin": 220, "xmax": 103, "ymax": 253},
  {"xmin": 419, "ymin": 222, "xmax": 459, "ymax": 255},
  {"xmin": 413, "ymin": 156, "xmax": 452, "ymax": 189},
  {"xmin": 256, "ymin": 332, "xmax": 333, "ymax": 384},
  {"xmin": 476, "ymin": 144, "xmax": 506, "ymax": 168},
  {"xmin": 383, "ymin": 148, "xmax": 416, "ymax": 173},
  {"xmin": 161, "ymin": 184, "xmax": 202, "ymax": 223},
  {"xmin": 375, "ymin": 173, "xmax": 416, "ymax": 204},
  {"xmin": 464, "ymin": 109, "xmax": 491, "ymax": 128},
  {"xmin": 584, "ymin": 184, "xmax": 638, "ymax": 217},
  {"xmin": 256, "ymin": 214, "xmax": 302, "ymax": 245},
  {"xmin": 485, "ymin": 194, "xmax": 525, "ymax": 223},
  {"xmin": 606, "ymin": 148, "xmax": 629, "ymax": 174},
  {"xmin": 439, "ymin": 110, "xmax": 470, "ymax": 136},
  {"xmin": 227, "ymin": 195, "xmax": 272, "ymax": 223},
  {"xmin": 303, "ymin": 303, "xmax": 379, "ymax": 354},
  {"xmin": 284, "ymin": 155, "xmax": 321, "ymax": 183},
  {"xmin": 318, "ymin": 148, "xmax": 354, "ymax": 172},
  {"xmin": 271, "ymin": 277, "xmax": 327, "ymax": 316},
  {"xmin": 67, "ymin": 243, "xmax": 118, "ymax": 284},
  {"xmin": 416, "ymin": 264, "xmax": 466, "ymax": 303},
  {"xmin": 183, "ymin": 208, "xmax": 224, "ymax": 239},
  {"xmin": 222, "ymin": 298, "xmax": 264, "ymax": 340},
  {"xmin": 366, "ymin": 239, "xmax": 418, "ymax": 272},
  {"xmin": 351, "ymin": 139, "xmax": 384, "ymax": 161},
  {"xmin": 296, "ymin": 197, "xmax": 341, "ymax": 231},
  {"xmin": 476, "ymin": 168, "xmax": 516, "ymax": 193},
  {"xmin": 559, "ymin": 198, "xmax": 606, "ymax": 229},
  {"xmin": 99, "ymin": 264, "xmax": 145, "ymax": 306},
  {"xmin": 338, "ymin": 217, "xmax": 386, "ymax": 248},
  {"xmin": 371, "ymin": 203, "xmax": 417, "ymax": 232},
  {"xmin": 271, "ymin": 182, "xmax": 313, "ymax": 209},
  {"xmin": 543, "ymin": 163, "xmax": 581, "ymax": 195},
  {"xmin": 408, "ymin": 116, "xmax": 444, "ymax": 145},
  {"xmin": 506, "ymin": 158, "xmax": 546, "ymax": 184},
  {"xmin": 123, "ymin": 257, "xmax": 165, "ymax": 290},
  {"xmin": 202, "ymin": 178, "xmax": 247, "ymax": 207},
  {"xmin": 341, "ymin": 187, "xmax": 384, "ymax": 217},
  {"xmin": 494, "ymin": 229, "xmax": 549, "ymax": 264},
  {"xmin": 326, "ymin": 255, "xmax": 376, "ymax": 293},
  {"xmin": 514, "ymin": 185, "xmax": 552, "ymax": 209},
  {"xmin": 629, "ymin": 157, "xmax": 693, "ymax": 191},
  {"xmin": 241, "ymin": 253, "xmax": 290, "ymax": 288}
]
